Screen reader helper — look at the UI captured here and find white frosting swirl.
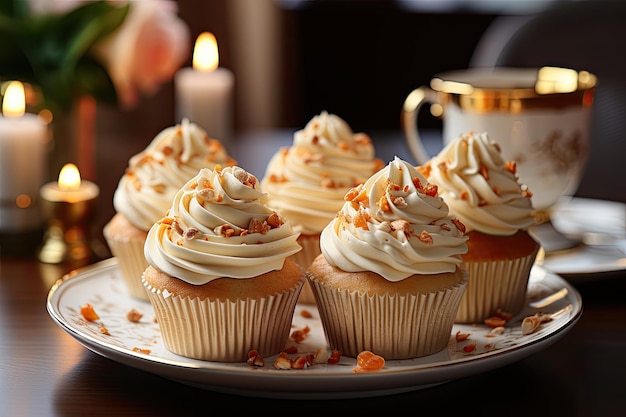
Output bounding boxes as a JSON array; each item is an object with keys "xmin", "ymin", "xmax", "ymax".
[
  {"xmin": 320, "ymin": 157, "xmax": 468, "ymax": 281},
  {"xmin": 261, "ymin": 111, "xmax": 383, "ymax": 235},
  {"xmin": 144, "ymin": 166, "xmax": 302, "ymax": 284},
  {"xmin": 113, "ymin": 118, "xmax": 236, "ymax": 231},
  {"xmin": 424, "ymin": 132, "xmax": 535, "ymax": 235}
]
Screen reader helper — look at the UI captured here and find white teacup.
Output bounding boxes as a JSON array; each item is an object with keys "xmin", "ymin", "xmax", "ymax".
[{"xmin": 401, "ymin": 66, "xmax": 597, "ymax": 217}]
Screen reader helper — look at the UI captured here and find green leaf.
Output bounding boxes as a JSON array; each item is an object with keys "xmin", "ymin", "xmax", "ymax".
[
  {"xmin": 57, "ymin": 2, "xmax": 129, "ymax": 67},
  {"xmin": 75, "ymin": 57, "xmax": 118, "ymax": 106},
  {"xmin": 0, "ymin": 0, "xmax": 30, "ymax": 18},
  {"xmin": 0, "ymin": 0, "xmax": 130, "ymax": 112}
]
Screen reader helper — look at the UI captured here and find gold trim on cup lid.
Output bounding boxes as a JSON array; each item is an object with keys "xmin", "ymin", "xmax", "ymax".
[{"xmin": 430, "ymin": 67, "xmax": 597, "ymax": 113}]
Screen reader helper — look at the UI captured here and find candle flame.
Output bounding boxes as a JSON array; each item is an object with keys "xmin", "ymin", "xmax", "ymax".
[
  {"xmin": 58, "ymin": 163, "xmax": 81, "ymax": 191},
  {"xmin": 2, "ymin": 81, "xmax": 26, "ymax": 118},
  {"xmin": 193, "ymin": 32, "xmax": 219, "ymax": 72}
]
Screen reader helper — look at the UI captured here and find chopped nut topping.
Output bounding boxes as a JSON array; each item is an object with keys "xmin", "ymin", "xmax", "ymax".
[
  {"xmin": 392, "ymin": 196, "xmax": 407, "ymax": 208},
  {"xmin": 290, "ymin": 325, "xmax": 311, "ymax": 343},
  {"xmin": 299, "ymin": 309, "xmax": 314, "ymax": 319},
  {"xmin": 451, "ymin": 218, "xmax": 466, "ymax": 234},
  {"xmin": 521, "ymin": 312, "xmax": 553, "ymax": 335},
  {"xmin": 417, "ymin": 163, "xmax": 431, "ymax": 178},
  {"xmin": 313, "ymin": 348, "xmax": 329, "ymax": 364},
  {"xmin": 126, "ymin": 308, "xmax": 144, "ymax": 323},
  {"xmin": 184, "ymin": 228, "xmax": 199, "ymax": 240},
  {"xmin": 283, "ymin": 346, "xmax": 298, "ymax": 354},
  {"xmin": 488, "ymin": 326, "xmax": 506, "ymax": 336},
  {"xmin": 377, "ymin": 195, "xmax": 391, "ymax": 213},
  {"xmin": 172, "ymin": 218, "xmax": 184, "ymax": 236},
  {"xmin": 320, "ymin": 178, "xmax": 336, "ymax": 188},
  {"xmin": 462, "ymin": 344, "xmax": 476, "ymax": 353},
  {"xmin": 290, "ymin": 355, "xmax": 312, "ymax": 369},
  {"xmin": 99, "ymin": 324, "xmax": 110, "ymax": 335},
  {"xmin": 80, "ymin": 303, "xmax": 100, "ymax": 322},
  {"xmin": 455, "ymin": 330, "xmax": 471, "ymax": 342},
  {"xmin": 215, "ymin": 224, "xmax": 238, "ymax": 237},
  {"xmin": 484, "ymin": 316, "xmax": 507, "ymax": 328},
  {"xmin": 273, "ymin": 352, "xmax": 293, "ymax": 370},
  {"xmin": 422, "ymin": 183, "xmax": 438, "ymax": 197},
  {"xmin": 345, "ymin": 184, "xmax": 368, "ymax": 203},
  {"xmin": 197, "ymin": 188, "xmax": 216, "ymax": 202},
  {"xmin": 232, "ymin": 166, "xmax": 257, "ymax": 188},
  {"xmin": 328, "ymin": 349, "xmax": 342, "ymax": 364},
  {"xmin": 418, "ymin": 230, "xmax": 433, "ymax": 244},
  {"xmin": 266, "ymin": 212, "xmax": 283, "ymax": 229},
  {"xmin": 159, "ymin": 216, "xmax": 174, "ymax": 226},
  {"xmin": 504, "ymin": 160, "xmax": 517, "ymax": 174},
  {"xmin": 390, "ymin": 220, "xmax": 412, "ymax": 237},
  {"xmin": 247, "ymin": 350, "xmax": 264, "ymax": 367},
  {"xmin": 479, "ymin": 164, "xmax": 489, "ymax": 180},
  {"xmin": 353, "ymin": 209, "xmax": 370, "ymax": 230},
  {"xmin": 354, "ymin": 133, "xmax": 372, "ymax": 145},
  {"xmin": 352, "ymin": 350, "xmax": 385, "ymax": 373},
  {"xmin": 248, "ymin": 218, "xmax": 271, "ymax": 234}
]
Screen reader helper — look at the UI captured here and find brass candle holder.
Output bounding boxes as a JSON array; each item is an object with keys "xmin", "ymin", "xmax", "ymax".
[{"xmin": 38, "ymin": 164, "xmax": 100, "ymax": 264}]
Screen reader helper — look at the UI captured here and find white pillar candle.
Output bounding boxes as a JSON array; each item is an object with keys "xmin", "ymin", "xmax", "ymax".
[
  {"xmin": 0, "ymin": 81, "xmax": 48, "ymax": 233},
  {"xmin": 175, "ymin": 32, "xmax": 235, "ymax": 149}
]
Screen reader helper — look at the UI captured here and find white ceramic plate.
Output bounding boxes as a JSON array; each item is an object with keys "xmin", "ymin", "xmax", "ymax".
[
  {"xmin": 539, "ymin": 197, "xmax": 626, "ymax": 278},
  {"xmin": 47, "ymin": 258, "xmax": 581, "ymax": 399}
]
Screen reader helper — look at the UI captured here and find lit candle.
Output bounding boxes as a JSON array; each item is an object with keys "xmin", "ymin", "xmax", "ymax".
[
  {"xmin": 40, "ymin": 163, "xmax": 99, "ymax": 204},
  {"xmin": 38, "ymin": 163, "xmax": 100, "ymax": 264},
  {"xmin": 0, "ymin": 80, "xmax": 48, "ymax": 233},
  {"xmin": 175, "ymin": 32, "xmax": 235, "ymax": 148}
]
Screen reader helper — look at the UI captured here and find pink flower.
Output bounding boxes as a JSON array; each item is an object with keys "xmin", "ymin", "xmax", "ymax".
[{"xmin": 90, "ymin": 1, "xmax": 191, "ymax": 108}]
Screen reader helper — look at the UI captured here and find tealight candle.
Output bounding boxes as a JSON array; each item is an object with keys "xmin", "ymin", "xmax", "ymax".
[
  {"xmin": 175, "ymin": 32, "xmax": 234, "ymax": 148},
  {"xmin": 38, "ymin": 163, "xmax": 100, "ymax": 264},
  {"xmin": 40, "ymin": 163, "xmax": 99, "ymax": 204},
  {"xmin": 0, "ymin": 80, "xmax": 48, "ymax": 233}
]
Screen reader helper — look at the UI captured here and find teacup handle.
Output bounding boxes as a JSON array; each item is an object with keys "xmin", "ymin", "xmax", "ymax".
[{"xmin": 401, "ymin": 86, "xmax": 440, "ymax": 165}]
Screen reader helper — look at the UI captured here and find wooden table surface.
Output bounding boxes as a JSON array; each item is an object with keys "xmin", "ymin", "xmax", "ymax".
[{"xmin": 2, "ymin": 129, "xmax": 626, "ymax": 415}]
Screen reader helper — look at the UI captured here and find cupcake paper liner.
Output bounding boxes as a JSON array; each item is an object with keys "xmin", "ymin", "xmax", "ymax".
[
  {"xmin": 308, "ymin": 274, "xmax": 468, "ymax": 360},
  {"xmin": 105, "ymin": 235, "xmax": 149, "ymax": 301},
  {"xmin": 455, "ymin": 246, "xmax": 540, "ymax": 324},
  {"xmin": 143, "ymin": 275, "xmax": 305, "ymax": 362}
]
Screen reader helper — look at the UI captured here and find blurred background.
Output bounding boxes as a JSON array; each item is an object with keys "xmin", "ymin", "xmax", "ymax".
[
  {"xmin": 98, "ymin": 0, "xmax": 545, "ymax": 146},
  {"xmin": 113, "ymin": 0, "xmax": 626, "ymax": 197},
  {"xmin": 89, "ymin": 0, "xmax": 625, "ymax": 229}
]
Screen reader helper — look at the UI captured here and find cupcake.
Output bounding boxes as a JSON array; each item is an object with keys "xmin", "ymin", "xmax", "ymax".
[
  {"xmin": 420, "ymin": 131, "xmax": 539, "ymax": 324},
  {"xmin": 103, "ymin": 118, "xmax": 236, "ymax": 301},
  {"xmin": 143, "ymin": 166, "xmax": 305, "ymax": 362},
  {"xmin": 307, "ymin": 157, "xmax": 469, "ymax": 359},
  {"xmin": 261, "ymin": 111, "xmax": 383, "ymax": 303}
]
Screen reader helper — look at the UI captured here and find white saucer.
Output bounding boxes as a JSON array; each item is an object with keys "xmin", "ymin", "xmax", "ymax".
[
  {"xmin": 47, "ymin": 258, "xmax": 581, "ymax": 399},
  {"xmin": 538, "ymin": 197, "xmax": 626, "ymax": 279}
]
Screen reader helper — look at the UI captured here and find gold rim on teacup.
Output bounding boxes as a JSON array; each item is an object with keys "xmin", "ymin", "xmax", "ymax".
[{"xmin": 424, "ymin": 66, "xmax": 597, "ymax": 113}]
